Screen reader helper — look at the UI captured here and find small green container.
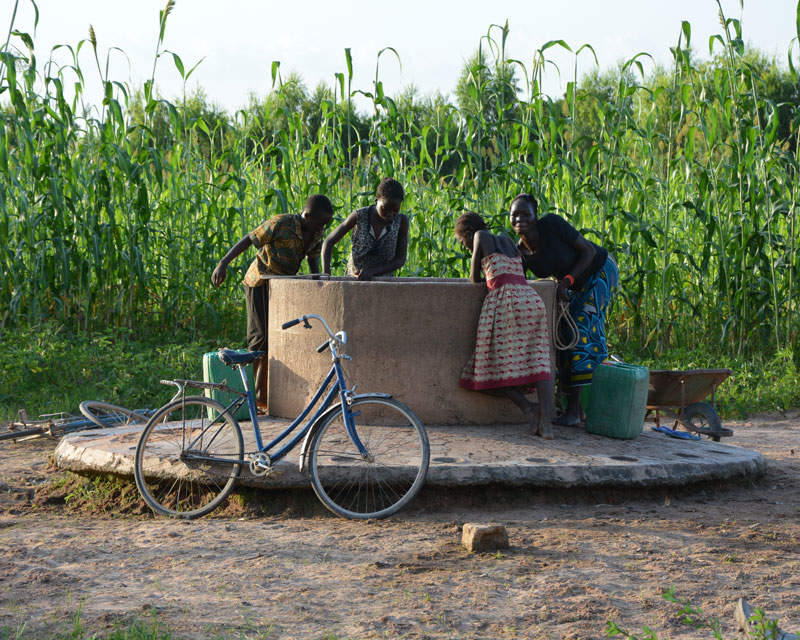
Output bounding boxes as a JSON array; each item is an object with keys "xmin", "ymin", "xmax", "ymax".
[
  {"xmin": 585, "ymin": 363, "xmax": 650, "ymax": 439},
  {"xmin": 202, "ymin": 351, "xmax": 254, "ymax": 421}
]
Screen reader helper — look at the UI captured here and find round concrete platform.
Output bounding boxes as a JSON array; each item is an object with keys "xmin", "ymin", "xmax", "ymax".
[{"xmin": 54, "ymin": 417, "xmax": 765, "ymax": 490}]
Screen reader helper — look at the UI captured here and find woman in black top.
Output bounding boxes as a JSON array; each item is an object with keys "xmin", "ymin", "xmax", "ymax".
[{"xmin": 510, "ymin": 193, "xmax": 619, "ymax": 427}]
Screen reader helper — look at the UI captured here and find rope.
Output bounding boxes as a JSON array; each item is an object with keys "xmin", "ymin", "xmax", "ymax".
[{"xmin": 554, "ymin": 299, "xmax": 580, "ymax": 351}]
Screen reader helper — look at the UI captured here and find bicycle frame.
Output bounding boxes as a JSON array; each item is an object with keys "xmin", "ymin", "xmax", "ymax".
[{"xmin": 182, "ymin": 321, "xmax": 369, "ymax": 469}]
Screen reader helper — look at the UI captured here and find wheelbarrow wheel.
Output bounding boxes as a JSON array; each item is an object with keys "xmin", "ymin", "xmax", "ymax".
[{"xmin": 682, "ymin": 402, "xmax": 725, "ymax": 441}]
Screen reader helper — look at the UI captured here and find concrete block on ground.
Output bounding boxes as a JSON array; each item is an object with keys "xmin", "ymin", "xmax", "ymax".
[{"xmin": 462, "ymin": 523, "xmax": 510, "ymax": 552}]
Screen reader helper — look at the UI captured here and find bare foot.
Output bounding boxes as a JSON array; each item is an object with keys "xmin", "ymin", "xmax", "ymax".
[
  {"xmin": 539, "ymin": 418, "xmax": 554, "ymax": 440},
  {"xmin": 525, "ymin": 407, "xmax": 539, "ymax": 435}
]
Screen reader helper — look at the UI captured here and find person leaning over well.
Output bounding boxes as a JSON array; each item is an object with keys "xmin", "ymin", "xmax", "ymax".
[
  {"xmin": 211, "ymin": 195, "xmax": 334, "ymax": 411},
  {"xmin": 509, "ymin": 193, "xmax": 619, "ymax": 428},
  {"xmin": 454, "ymin": 211, "xmax": 555, "ymax": 439},
  {"xmin": 321, "ymin": 178, "xmax": 409, "ymax": 281}
]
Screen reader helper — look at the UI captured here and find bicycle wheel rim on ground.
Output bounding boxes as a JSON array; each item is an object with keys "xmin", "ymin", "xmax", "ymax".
[
  {"xmin": 308, "ymin": 397, "xmax": 429, "ymax": 519},
  {"xmin": 134, "ymin": 396, "xmax": 243, "ymax": 519},
  {"xmin": 79, "ymin": 401, "xmax": 151, "ymax": 429}
]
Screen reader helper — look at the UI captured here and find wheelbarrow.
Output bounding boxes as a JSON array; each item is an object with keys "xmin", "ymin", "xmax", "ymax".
[{"xmin": 646, "ymin": 369, "xmax": 734, "ymax": 441}]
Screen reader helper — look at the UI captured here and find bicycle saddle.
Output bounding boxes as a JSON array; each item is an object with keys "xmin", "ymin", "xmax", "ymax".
[{"xmin": 217, "ymin": 349, "xmax": 265, "ymax": 366}]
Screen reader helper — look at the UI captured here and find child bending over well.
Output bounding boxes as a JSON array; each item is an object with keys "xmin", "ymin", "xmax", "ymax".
[
  {"xmin": 322, "ymin": 178, "xmax": 408, "ymax": 280},
  {"xmin": 454, "ymin": 212, "xmax": 555, "ymax": 438},
  {"xmin": 211, "ymin": 195, "xmax": 334, "ymax": 410}
]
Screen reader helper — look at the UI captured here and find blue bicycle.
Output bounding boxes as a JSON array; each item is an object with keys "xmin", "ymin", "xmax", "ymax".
[{"xmin": 133, "ymin": 314, "xmax": 430, "ymax": 519}]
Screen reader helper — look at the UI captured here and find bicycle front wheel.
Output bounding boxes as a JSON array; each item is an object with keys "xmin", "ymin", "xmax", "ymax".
[
  {"xmin": 134, "ymin": 396, "xmax": 244, "ymax": 519},
  {"xmin": 79, "ymin": 401, "xmax": 151, "ymax": 429},
  {"xmin": 308, "ymin": 397, "xmax": 429, "ymax": 519}
]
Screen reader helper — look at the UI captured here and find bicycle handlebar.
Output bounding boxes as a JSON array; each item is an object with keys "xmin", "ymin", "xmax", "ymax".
[
  {"xmin": 281, "ymin": 314, "xmax": 339, "ymax": 341},
  {"xmin": 281, "ymin": 314, "xmax": 347, "ymax": 355}
]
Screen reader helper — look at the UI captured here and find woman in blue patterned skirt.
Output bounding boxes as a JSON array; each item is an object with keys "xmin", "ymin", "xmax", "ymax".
[{"xmin": 510, "ymin": 193, "xmax": 619, "ymax": 428}]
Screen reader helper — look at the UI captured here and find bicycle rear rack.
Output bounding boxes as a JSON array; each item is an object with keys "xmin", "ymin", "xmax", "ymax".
[{"xmin": 161, "ymin": 379, "xmax": 245, "ymax": 396}]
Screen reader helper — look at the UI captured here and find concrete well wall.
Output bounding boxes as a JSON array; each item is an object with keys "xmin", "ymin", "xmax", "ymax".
[{"xmin": 266, "ymin": 276, "xmax": 557, "ymax": 425}]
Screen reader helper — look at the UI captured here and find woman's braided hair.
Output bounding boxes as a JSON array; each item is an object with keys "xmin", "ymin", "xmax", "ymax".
[
  {"xmin": 454, "ymin": 211, "xmax": 487, "ymax": 240},
  {"xmin": 376, "ymin": 178, "xmax": 404, "ymax": 202}
]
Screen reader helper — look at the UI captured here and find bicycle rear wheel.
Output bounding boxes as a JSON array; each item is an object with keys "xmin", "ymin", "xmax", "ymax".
[
  {"xmin": 134, "ymin": 396, "xmax": 243, "ymax": 519},
  {"xmin": 308, "ymin": 396, "xmax": 429, "ymax": 519},
  {"xmin": 79, "ymin": 401, "xmax": 151, "ymax": 429}
]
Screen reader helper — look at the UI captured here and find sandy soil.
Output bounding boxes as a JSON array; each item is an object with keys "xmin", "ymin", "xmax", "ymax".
[{"xmin": 1, "ymin": 414, "xmax": 798, "ymax": 640}]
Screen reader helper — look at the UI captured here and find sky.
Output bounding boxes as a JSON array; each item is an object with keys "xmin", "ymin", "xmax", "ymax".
[{"xmin": 6, "ymin": 0, "xmax": 799, "ymax": 113}]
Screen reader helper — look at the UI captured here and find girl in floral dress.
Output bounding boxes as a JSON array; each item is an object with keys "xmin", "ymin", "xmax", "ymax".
[{"xmin": 455, "ymin": 212, "xmax": 554, "ymax": 438}]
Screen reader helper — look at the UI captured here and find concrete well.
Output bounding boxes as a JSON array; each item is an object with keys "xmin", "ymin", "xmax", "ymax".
[{"xmin": 266, "ymin": 276, "xmax": 558, "ymax": 426}]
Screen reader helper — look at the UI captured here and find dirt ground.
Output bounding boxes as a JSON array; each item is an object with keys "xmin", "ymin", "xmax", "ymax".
[{"xmin": 1, "ymin": 414, "xmax": 799, "ymax": 640}]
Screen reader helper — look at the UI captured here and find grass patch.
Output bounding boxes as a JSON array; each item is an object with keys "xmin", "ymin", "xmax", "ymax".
[
  {"xmin": 33, "ymin": 472, "xmax": 150, "ymax": 516},
  {"xmin": 0, "ymin": 320, "xmax": 242, "ymax": 423},
  {"xmin": 27, "ymin": 470, "xmax": 328, "ymax": 520},
  {"xmin": 0, "ymin": 611, "xmax": 175, "ymax": 640}
]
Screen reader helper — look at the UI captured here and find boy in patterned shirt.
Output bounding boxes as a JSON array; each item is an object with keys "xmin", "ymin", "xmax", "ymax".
[{"xmin": 212, "ymin": 195, "xmax": 334, "ymax": 409}]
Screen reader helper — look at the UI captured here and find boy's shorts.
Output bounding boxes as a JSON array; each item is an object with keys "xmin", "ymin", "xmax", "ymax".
[{"xmin": 245, "ymin": 284, "xmax": 268, "ymax": 353}]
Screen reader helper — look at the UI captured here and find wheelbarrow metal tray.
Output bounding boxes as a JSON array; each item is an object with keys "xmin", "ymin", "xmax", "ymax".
[{"xmin": 646, "ymin": 368, "xmax": 732, "ymax": 408}]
